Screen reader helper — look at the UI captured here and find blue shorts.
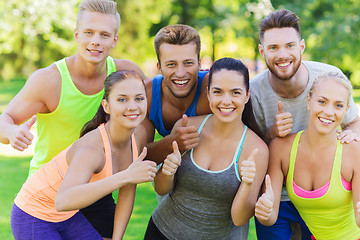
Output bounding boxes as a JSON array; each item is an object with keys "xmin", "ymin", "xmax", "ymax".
[
  {"xmin": 11, "ymin": 204, "xmax": 103, "ymax": 240},
  {"xmin": 255, "ymin": 200, "xmax": 312, "ymax": 240}
]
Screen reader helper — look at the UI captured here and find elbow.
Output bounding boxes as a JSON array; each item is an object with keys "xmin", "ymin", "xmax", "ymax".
[
  {"xmin": 55, "ymin": 195, "xmax": 69, "ymax": 212},
  {"xmin": 232, "ymin": 217, "xmax": 249, "ymax": 227}
]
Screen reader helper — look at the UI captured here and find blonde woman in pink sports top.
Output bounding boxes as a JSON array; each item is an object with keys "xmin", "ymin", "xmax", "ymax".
[{"xmin": 255, "ymin": 71, "xmax": 360, "ymax": 240}]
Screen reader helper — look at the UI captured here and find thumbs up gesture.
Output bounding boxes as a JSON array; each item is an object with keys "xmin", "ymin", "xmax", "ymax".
[
  {"xmin": 169, "ymin": 114, "xmax": 200, "ymax": 153},
  {"xmin": 126, "ymin": 147, "xmax": 157, "ymax": 184},
  {"xmin": 10, "ymin": 115, "xmax": 37, "ymax": 151},
  {"xmin": 240, "ymin": 148, "xmax": 258, "ymax": 184},
  {"xmin": 270, "ymin": 101, "xmax": 293, "ymax": 138},
  {"xmin": 162, "ymin": 141, "xmax": 182, "ymax": 176},
  {"xmin": 255, "ymin": 175, "xmax": 274, "ymax": 221}
]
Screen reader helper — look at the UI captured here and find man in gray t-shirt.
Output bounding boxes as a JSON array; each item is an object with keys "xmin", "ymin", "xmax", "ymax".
[{"xmin": 251, "ymin": 9, "xmax": 360, "ymax": 240}]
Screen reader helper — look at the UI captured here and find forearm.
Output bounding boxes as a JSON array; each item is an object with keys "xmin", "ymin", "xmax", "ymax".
[
  {"xmin": 342, "ymin": 117, "xmax": 360, "ymax": 137},
  {"xmin": 0, "ymin": 113, "xmax": 15, "ymax": 144},
  {"xmin": 113, "ymin": 184, "xmax": 136, "ymax": 240},
  {"xmin": 231, "ymin": 183, "xmax": 257, "ymax": 226},
  {"xmin": 146, "ymin": 136, "xmax": 174, "ymax": 165},
  {"xmin": 56, "ymin": 171, "xmax": 129, "ymax": 211},
  {"xmin": 154, "ymin": 167, "xmax": 175, "ymax": 196}
]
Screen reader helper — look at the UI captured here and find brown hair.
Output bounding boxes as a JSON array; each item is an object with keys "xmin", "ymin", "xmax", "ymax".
[
  {"xmin": 80, "ymin": 70, "xmax": 145, "ymax": 137},
  {"xmin": 76, "ymin": 0, "xmax": 121, "ymax": 34},
  {"xmin": 154, "ymin": 24, "xmax": 201, "ymax": 64},
  {"xmin": 259, "ymin": 9, "xmax": 300, "ymax": 43}
]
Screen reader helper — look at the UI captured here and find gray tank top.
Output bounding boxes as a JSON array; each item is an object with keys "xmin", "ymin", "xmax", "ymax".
[{"xmin": 152, "ymin": 114, "xmax": 248, "ymax": 239}]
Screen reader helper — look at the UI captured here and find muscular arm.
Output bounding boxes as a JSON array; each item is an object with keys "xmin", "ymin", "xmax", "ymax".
[
  {"xmin": 0, "ymin": 67, "xmax": 59, "ymax": 150},
  {"xmin": 115, "ymin": 59, "xmax": 148, "ymax": 80}
]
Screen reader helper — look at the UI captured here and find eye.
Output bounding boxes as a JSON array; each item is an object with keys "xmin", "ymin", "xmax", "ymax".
[
  {"xmin": 269, "ymin": 46, "xmax": 277, "ymax": 51},
  {"xmin": 102, "ymin": 33, "xmax": 110, "ymax": 38},
  {"xmin": 166, "ymin": 63, "xmax": 176, "ymax": 67},
  {"xmin": 118, "ymin": 98, "xmax": 127, "ymax": 102},
  {"xmin": 136, "ymin": 97, "xmax": 145, "ymax": 102},
  {"xmin": 232, "ymin": 91, "xmax": 241, "ymax": 96},
  {"xmin": 212, "ymin": 90, "xmax": 221, "ymax": 95},
  {"xmin": 287, "ymin": 44, "xmax": 295, "ymax": 49},
  {"xmin": 336, "ymin": 104, "xmax": 344, "ymax": 109},
  {"xmin": 318, "ymin": 100, "xmax": 326, "ymax": 105},
  {"xmin": 185, "ymin": 61, "xmax": 194, "ymax": 66}
]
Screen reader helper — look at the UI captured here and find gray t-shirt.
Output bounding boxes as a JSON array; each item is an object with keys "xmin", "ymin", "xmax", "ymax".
[
  {"xmin": 152, "ymin": 116, "xmax": 249, "ymax": 239},
  {"xmin": 250, "ymin": 61, "xmax": 358, "ymax": 200}
]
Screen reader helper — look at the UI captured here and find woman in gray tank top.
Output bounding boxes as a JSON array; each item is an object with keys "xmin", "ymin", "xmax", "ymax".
[{"xmin": 144, "ymin": 58, "xmax": 269, "ymax": 240}]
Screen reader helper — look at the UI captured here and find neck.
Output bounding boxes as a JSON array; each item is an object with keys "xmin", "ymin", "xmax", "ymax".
[
  {"xmin": 106, "ymin": 120, "xmax": 133, "ymax": 148},
  {"xmin": 68, "ymin": 54, "xmax": 107, "ymax": 79},
  {"xmin": 268, "ymin": 63, "xmax": 309, "ymax": 98},
  {"xmin": 302, "ymin": 126, "xmax": 338, "ymax": 150},
  {"xmin": 208, "ymin": 116, "xmax": 245, "ymax": 139}
]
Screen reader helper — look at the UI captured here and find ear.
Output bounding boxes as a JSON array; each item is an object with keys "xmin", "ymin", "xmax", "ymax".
[
  {"xmin": 198, "ymin": 58, "xmax": 202, "ymax": 69},
  {"xmin": 300, "ymin": 39, "xmax": 306, "ymax": 55},
  {"xmin": 112, "ymin": 34, "xmax": 119, "ymax": 48},
  {"xmin": 259, "ymin": 44, "xmax": 265, "ymax": 59},
  {"xmin": 102, "ymin": 99, "xmax": 110, "ymax": 114},
  {"xmin": 246, "ymin": 88, "xmax": 251, "ymax": 104},
  {"xmin": 74, "ymin": 28, "xmax": 79, "ymax": 42},
  {"xmin": 157, "ymin": 62, "xmax": 161, "ymax": 72}
]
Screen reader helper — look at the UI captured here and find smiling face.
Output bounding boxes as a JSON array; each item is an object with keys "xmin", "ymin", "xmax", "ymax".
[
  {"xmin": 259, "ymin": 27, "xmax": 305, "ymax": 81},
  {"xmin": 74, "ymin": 11, "xmax": 118, "ymax": 64},
  {"xmin": 103, "ymin": 77, "xmax": 147, "ymax": 129},
  {"xmin": 208, "ymin": 69, "xmax": 249, "ymax": 123},
  {"xmin": 307, "ymin": 78, "xmax": 350, "ymax": 134},
  {"xmin": 158, "ymin": 43, "xmax": 200, "ymax": 98}
]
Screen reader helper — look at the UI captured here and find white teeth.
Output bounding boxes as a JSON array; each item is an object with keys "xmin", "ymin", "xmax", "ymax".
[
  {"xmin": 127, "ymin": 114, "xmax": 139, "ymax": 119},
  {"xmin": 220, "ymin": 108, "xmax": 234, "ymax": 113},
  {"xmin": 319, "ymin": 117, "xmax": 333, "ymax": 124},
  {"xmin": 278, "ymin": 62, "xmax": 290, "ymax": 67},
  {"xmin": 174, "ymin": 80, "xmax": 188, "ymax": 85}
]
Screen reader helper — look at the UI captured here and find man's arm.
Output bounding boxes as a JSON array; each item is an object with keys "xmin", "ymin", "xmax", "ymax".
[
  {"xmin": 0, "ymin": 67, "xmax": 59, "ymax": 150},
  {"xmin": 339, "ymin": 115, "xmax": 360, "ymax": 143},
  {"xmin": 145, "ymin": 115, "xmax": 199, "ymax": 165},
  {"xmin": 114, "ymin": 59, "xmax": 148, "ymax": 80}
]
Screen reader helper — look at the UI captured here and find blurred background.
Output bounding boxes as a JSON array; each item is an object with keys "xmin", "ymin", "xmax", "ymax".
[
  {"xmin": 1, "ymin": 0, "xmax": 360, "ymax": 85},
  {"xmin": 1, "ymin": 0, "xmax": 359, "ymax": 239}
]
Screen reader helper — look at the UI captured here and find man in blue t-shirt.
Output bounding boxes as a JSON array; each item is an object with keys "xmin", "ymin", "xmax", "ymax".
[{"xmin": 142, "ymin": 24, "xmax": 211, "ymax": 164}]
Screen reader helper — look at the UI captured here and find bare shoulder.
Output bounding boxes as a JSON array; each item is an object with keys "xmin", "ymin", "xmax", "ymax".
[
  {"xmin": 26, "ymin": 63, "xmax": 61, "ymax": 87},
  {"xmin": 114, "ymin": 59, "xmax": 147, "ymax": 80},
  {"xmin": 197, "ymin": 72, "xmax": 211, "ymax": 115},
  {"xmin": 343, "ymin": 141, "xmax": 360, "ymax": 164},
  {"xmin": 67, "ymin": 128, "xmax": 105, "ymax": 170},
  {"xmin": 244, "ymin": 129, "xmax": 269, "ymax": 161}
]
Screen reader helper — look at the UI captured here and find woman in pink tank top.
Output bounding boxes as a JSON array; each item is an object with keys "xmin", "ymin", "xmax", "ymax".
[
  {"xmin": 11, "ymin": 70, "xmax": 157, "ymax": 240},
  {"xmin": 255, "ymin": 71, "xmax": 360, "ymax": 239}
]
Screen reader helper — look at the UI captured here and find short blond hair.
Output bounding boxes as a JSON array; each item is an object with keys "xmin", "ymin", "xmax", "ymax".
[
  {"xmin": 76, "ymin": 0, "xmax": 121, "ymax": 34},
  {"xmin": 309, "ymin": 71, "xmax": 353, "ymax": 104}
]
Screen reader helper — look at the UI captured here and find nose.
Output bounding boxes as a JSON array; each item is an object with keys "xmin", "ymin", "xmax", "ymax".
[
  {"xmin": 91, "ymin": 34, "xmax": 100, "ymax": 46},
  {"xmin": 222, "ymin": 93, "xmax": 232, "ymax": 105},
  {"xmin": 323, "ymin": 105, "xmax": 334, "ymax": 116},
  {"xmin": 175, "ymin": 64, "xmax": 186, "ymax": 78},
  {"xmin": 127, "ymin": 99, "xmax": 137, "ymax": 111},
  {"xmin": 277, "ymin": 46, "xmax": 289, "ymax": 59}
]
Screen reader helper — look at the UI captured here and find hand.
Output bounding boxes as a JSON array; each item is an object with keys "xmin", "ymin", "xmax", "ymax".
[
  {"xmin": 125, "ymin": 147, "xmax": 157, "ymax": 184},
  {"xmin": 170, "ymin": 114, "xmax": 199, "ymax": 153},
  {"xmin": 10, "ymin": 115, "xmax": 37, "ymax": 151},
  {"xmin": 270, "ymin": 101, "xmax": 293, "ymax": 138},
  {"xmin": 240, "ymin": 148, "xmax": 258, "ymax": 184},
  {"xmin": 255, "ymin": 175, "xmax": 274, "ymax": 221},
  {"xmin": 162, "ymin": 141, "xmax": 181, "ymax": 176},
  {"xmin": 336, "ymin": 129, "xmax": 360, "ymax": 143}
]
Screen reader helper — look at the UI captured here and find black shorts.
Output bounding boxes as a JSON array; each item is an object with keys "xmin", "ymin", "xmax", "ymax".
[
  {"xmin": 144, "ymin": 216, "xmax": 169, "ymax": 240},
  {"xmin": 80, "ymin": 193, "xmax": 116, "ymax": 238}
]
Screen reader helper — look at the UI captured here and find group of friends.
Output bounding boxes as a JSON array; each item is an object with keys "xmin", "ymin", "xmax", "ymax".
[{"xmin": 1, "ymin": 0, "xmax": 360, "ymax": 239}]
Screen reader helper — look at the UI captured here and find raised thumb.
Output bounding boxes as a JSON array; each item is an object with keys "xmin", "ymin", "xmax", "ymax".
[
  {"xmin": 277, "ymin": 101, "xmax": 284, "ymax": 114},
  {"xmin": 25, "ymin": 115, "xmax": 37, "ymax": 130},
  {"xmin": 265, "ymin": 174, "xmax": 273, "ymax": 195},
  {"xmin": 181, "ymin": 114, "xmax": 188, "ymax": 127},
  {"xmin": 135, "ymin": 147, "xmax": 147, "ymax": 162}
]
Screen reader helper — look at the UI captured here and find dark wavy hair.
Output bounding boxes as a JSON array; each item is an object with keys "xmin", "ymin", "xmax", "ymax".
[
  {"xmin": 80, "ymin": 70, "xmax": 145, "ymax": 137},
  {"xmin": 208, "ymin": 57, "xmax": 263, "ymax": 139}
]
